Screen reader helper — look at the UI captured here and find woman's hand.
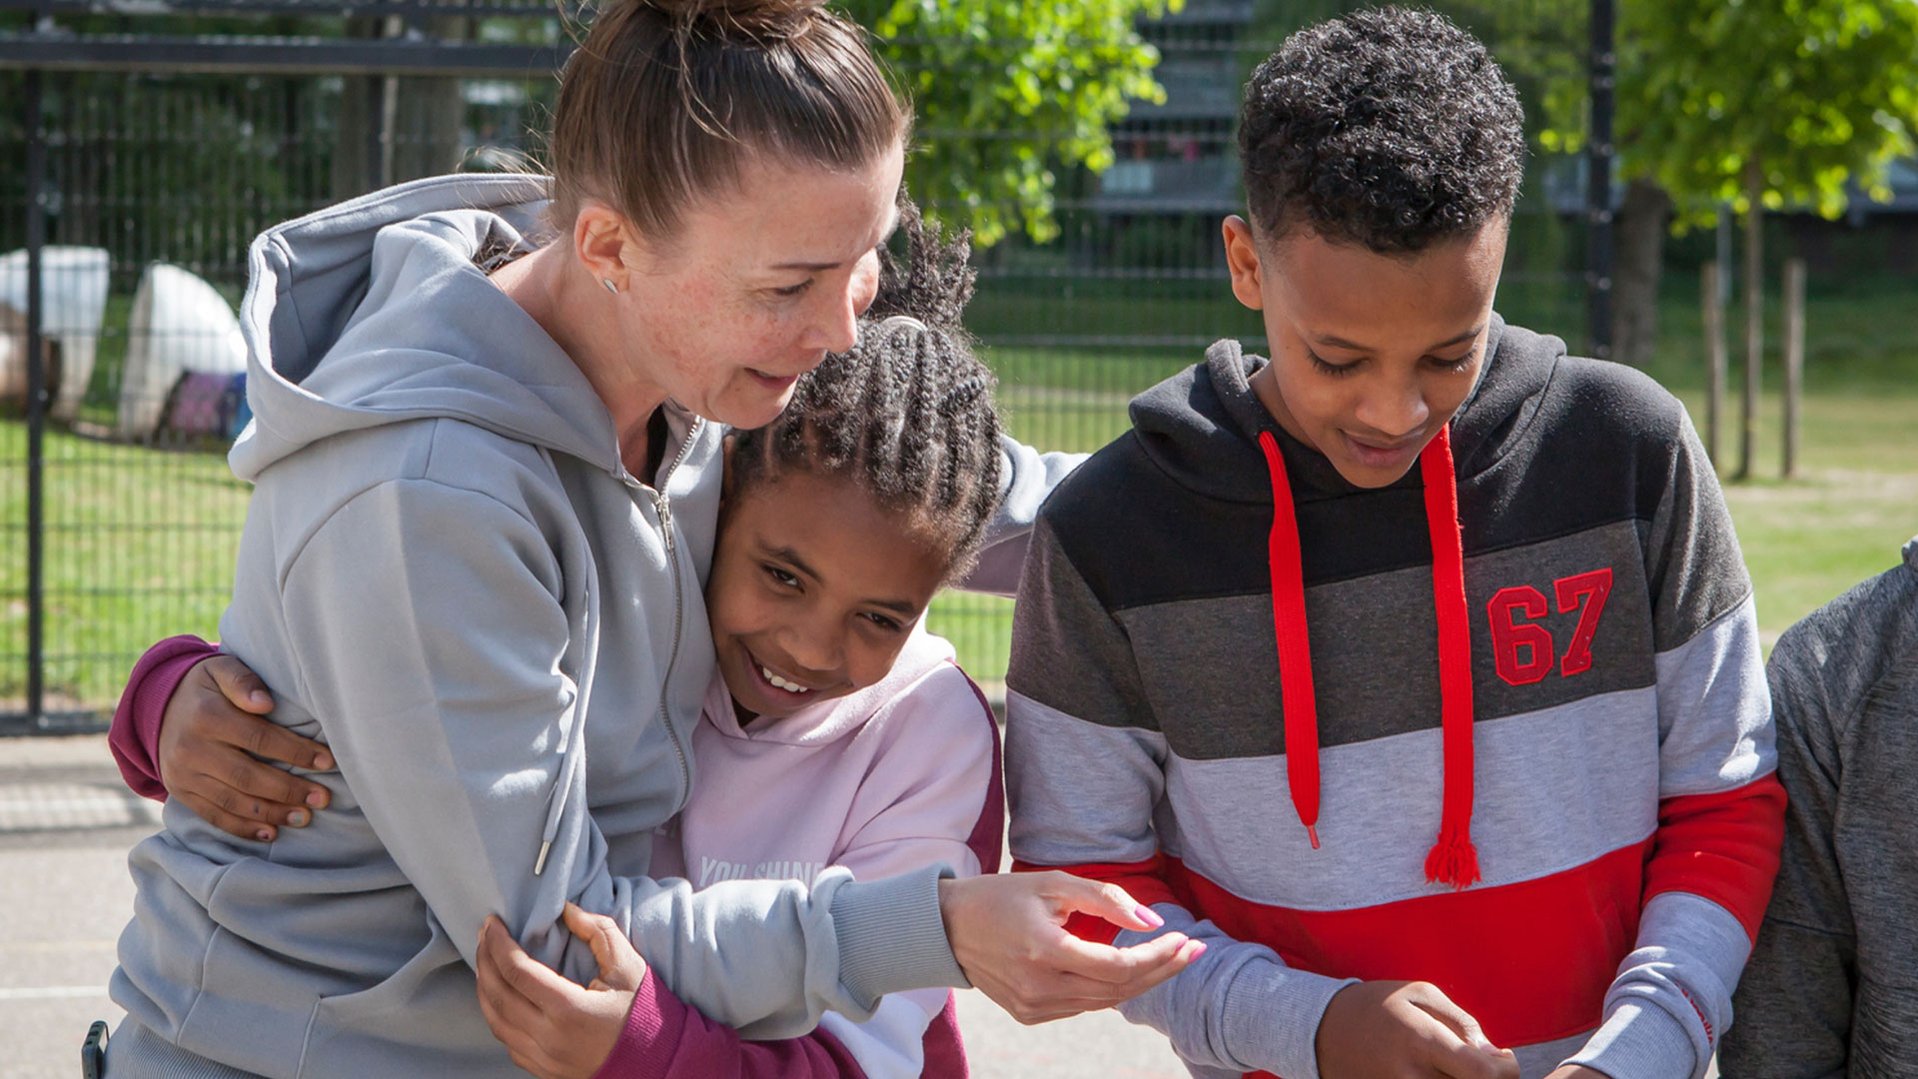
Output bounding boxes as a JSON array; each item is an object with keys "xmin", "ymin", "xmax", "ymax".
[
  {"xmin": 476, "ymin": 903, "xmax": 641, "ymax": 1079},
  {"xmin": 939, "ymin": 871, "xmax": 1205, "ymax": 1024},
  {"xmin": 158, "ymin": 654, "xmax": 334, "ymax": 842}
]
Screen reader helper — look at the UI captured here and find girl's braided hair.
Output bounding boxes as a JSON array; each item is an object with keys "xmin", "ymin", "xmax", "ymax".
[{"xmin": 730, "ymin": 199, "xmax": 1004, "ymax": 582}]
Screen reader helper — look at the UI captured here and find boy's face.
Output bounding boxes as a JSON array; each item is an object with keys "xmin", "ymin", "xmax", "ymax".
[
  {"xmin": 1223, "ymin": 216, "xmax": 1507, "ymax": 488},
  {"xmin": 705, "ymin": 464, "xmax": 947, "ymax": 724}
]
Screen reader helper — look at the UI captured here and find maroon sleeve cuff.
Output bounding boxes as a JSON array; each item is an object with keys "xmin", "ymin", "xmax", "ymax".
[
  {"xmin": 589, "ymin": 966, "xmax": 868, "ymax": 1079},
  {"xmin": 109, "ymin": 635, "xmax": 220, "ymax": 801},
  {"xmin": 591, "ymin": 968, "xmax": 689, "ymax": 1079}
]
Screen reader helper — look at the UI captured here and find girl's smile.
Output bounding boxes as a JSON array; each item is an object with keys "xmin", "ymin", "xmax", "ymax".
[{"xmin": 706, "ymin": 465, "xmax": 950, "ymax": 724}]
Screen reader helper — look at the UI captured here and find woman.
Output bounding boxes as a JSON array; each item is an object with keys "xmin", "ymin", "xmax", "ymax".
[{"xmin": 104, "ymin": 2, "xmax": 1192, "ymax": 1074}]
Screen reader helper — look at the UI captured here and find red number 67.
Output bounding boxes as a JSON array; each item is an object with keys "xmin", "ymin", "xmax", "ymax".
[{"xmin": 1486, "ymin": 568, "xmax": 1614, "ymax": 686}]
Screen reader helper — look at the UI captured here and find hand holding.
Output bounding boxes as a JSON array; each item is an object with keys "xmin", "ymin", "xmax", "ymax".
[
  {"xmin": 939, "ymin": 871, "xmax": 1205, "ymax": 1025},
  {"xmin": 474, "ymin": 904, "xmax": 641, "ymax": 1079},
  {"xmin": 158, "ymin": 654, "xmax": 334, "ymax": 841}
]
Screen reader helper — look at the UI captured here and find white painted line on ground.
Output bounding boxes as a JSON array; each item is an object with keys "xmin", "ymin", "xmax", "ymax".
[{"xmin": 0, "ymin": 985, "xmax": 110, "ymax": 1000}]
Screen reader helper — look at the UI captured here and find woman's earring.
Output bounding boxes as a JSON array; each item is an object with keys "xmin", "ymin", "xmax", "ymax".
[{"xmin": 602, "ymin": 278, "xmax": 619, "ymax": 295}]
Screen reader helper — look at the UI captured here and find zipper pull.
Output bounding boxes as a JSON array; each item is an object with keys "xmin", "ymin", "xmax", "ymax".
[{"xmin": 654, "ymin": 493, "xmax": 675, "ymax": 555}]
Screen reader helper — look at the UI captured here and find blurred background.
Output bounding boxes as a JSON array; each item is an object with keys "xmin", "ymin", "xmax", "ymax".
[{"xmin": 1, "ymin": 0, "xmax": 1913, "ymax": 730}]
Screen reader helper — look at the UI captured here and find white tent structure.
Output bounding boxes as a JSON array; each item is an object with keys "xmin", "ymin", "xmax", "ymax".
[
  {"xmin": 0, "ymin": 246, "xmax": 111, "ymax": 420},
  {"xmin": 117, "ymin": 263, "xmax": 247, "ymax": 439}
]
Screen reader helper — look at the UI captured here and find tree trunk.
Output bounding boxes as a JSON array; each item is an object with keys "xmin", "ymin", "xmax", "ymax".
[
  {"xmin": 330, "ymin": 17, "xmax": 383, "ymax": 200},
  {"xmin": 1608, "ymin": 177, "xmax": 1671, "ymax": 368},
  {"xmin": 1735, "ymin": 160, "xmax": 1763, "ymax": 482},
  {"xmin": 332, "ymin": 12, "xmax": 470, "ymax": 200}
]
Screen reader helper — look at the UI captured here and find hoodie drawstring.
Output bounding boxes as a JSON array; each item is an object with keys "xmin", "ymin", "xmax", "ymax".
[
  {"xmin": 1257, "ymin": 425, "xmax": 1481, "ymax": 890},
  {"xmin": 1258, "ymin": 431, "xmax": 1321, "ymax": 851}
]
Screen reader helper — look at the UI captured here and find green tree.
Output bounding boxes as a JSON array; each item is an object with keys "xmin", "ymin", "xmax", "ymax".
[
  {"xmin": 1550, "ymin": 0, "xmax": 1918, "ymax": 372},
  {"xmin": 848, "ymin": 0, "xmax": 1174, "ymax": 245}
]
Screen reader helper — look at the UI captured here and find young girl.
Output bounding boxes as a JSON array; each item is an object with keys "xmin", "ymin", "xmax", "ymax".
[{"xmin": 111, "ymin": 212, "xmax": 1052, "ymax": 1078}]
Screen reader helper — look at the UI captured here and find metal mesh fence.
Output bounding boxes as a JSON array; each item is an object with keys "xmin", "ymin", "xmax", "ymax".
[{"xmin": 0, "ymin": 0, "xmax": 1599, "ymax": 729}]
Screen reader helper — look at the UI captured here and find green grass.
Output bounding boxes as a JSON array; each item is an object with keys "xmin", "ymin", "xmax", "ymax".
[
  {"xmin": 0, "ymin": 423, "xmax": 247, "ymax": 709},
  {"xmin": 4, "ymin": 276, "xmax": 1915, "ymax": 709}
]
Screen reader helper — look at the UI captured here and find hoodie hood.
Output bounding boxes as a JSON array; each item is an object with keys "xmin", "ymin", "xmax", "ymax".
[
  {"xmin": 1127, "ymin": 315, "xmax": 1564, "ymax": 503},
  {"xmin": 232, "ymin": 173, "xmax": 665, "ymax": 484},
  {"xmin": 701, "ymin": 625, "xmax": 958, "ymax": 748}
]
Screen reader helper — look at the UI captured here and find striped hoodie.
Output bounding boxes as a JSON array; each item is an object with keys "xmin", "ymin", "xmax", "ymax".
[{"xmin": 1006, "ymin": 320, "xmax": 1785, "ymax": 1079}]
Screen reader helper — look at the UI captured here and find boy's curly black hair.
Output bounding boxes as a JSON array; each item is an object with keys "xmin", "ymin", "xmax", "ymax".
[
  {"xmin": 729, "ymin": 199, "xmax": 1004, "ymax": 582},
  {"xmin": 1238, "ymin": 6, "xmax": 1527, "ymax": 253}
]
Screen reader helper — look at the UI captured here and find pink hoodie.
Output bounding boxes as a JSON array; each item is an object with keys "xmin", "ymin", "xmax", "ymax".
[{"xmin": 633, "ymin": 627, "xmax": 1002, "ymax": 1079}]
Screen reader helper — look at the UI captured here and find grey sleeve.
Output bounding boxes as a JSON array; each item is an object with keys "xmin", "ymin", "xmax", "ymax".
[
  {"xmin": 1564, "ymin": 892, "xmax": 1753, "ymax": 1079},
  {"xmin": 959, "ymin": 435, "xmax": 1087, "ymax": 598},
  {"xmin": 1719, "ymin": 631, "xmax": 1855, "ymax": 1077},
  {"xmin": 1113, "ymin": 909, "xmax": 1354, "ymax": 1079},
  {"xmin": 281, "ymin": 479, "xmax": 960, "ymax": 1040}
]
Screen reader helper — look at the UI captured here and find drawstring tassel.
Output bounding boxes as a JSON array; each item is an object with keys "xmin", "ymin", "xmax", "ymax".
[
  {"xmin": 1420, "ymin": 426, "xmax": 1480, "ymax": 890},
  {"xmin": 1258, "ymin": 431, "xmax": 1321, "ymax": 850}
]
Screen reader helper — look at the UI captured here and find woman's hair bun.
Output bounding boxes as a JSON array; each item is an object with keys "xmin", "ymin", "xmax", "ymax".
[{"xmin": 624, "ymin": 0, "xmax": 828, "ymax": 37}]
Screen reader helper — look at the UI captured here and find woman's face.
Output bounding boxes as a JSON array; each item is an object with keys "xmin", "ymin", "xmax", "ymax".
[{"xmin": 615, "ymin": 145, "xmax": 907, "ymax": 431}]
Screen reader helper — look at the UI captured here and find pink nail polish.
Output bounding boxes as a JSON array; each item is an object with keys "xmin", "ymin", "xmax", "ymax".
[
  {"xmin": 255, "ymin": 829, "xmax": 272, "ymax": 842},
  {"xmin": 1135, "ymin": 904, "xmax": 1165, "ymax": 929}
]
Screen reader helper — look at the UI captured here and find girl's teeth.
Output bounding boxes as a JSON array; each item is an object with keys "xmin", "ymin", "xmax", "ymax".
[{"xmin": 761, "ymin": 665, "xmax": 809, "ymax": 694}]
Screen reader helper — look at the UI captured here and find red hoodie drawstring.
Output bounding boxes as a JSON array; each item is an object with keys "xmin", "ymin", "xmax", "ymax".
[
  {"xmin": 1257, "ymin": 431, "xmax": 1321, "ymax": 850},
  {"xmin": 1257, "ymin": 426, "xmax": 1481, "ymax": 889},
  {"xmin": 1419, "ymin": 427, "xmax": 1480, "ymax": 889}
]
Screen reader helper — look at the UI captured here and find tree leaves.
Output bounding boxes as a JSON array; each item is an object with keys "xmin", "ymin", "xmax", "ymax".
[{"xmin": 843, "ymin": 0, "xmax": 1176, "ymax": 245}]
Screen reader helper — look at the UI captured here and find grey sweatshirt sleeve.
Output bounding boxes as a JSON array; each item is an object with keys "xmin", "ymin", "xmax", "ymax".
[
  {"xmin": 960, "ymin": 435, "xmax": 1087, "ymax": 597},
  {"xmin": 279, "ymin": 477, "xmax": 960, "ymax": 1040},
  {"xmin": 1718, "ymin": 623, "xmax": 1855, "ymax": 1077},
  {"xmin": 1564, "ymin": 892, "xmax": 1753, "ymax": 1078},
  {"xmin": 1006, "ymin": 519, "xmax": 1352, "ymax": 1079}
]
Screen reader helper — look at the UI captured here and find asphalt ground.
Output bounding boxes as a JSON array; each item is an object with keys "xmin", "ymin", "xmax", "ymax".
[{"xmin": 0, "ymin": 735, "xmax": 1186, "ymax": 1079}]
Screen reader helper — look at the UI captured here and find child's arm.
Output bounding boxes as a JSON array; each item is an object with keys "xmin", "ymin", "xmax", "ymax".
[
  {"xmin": 960, "ymin": 435, "xmax": 1087, "ymax": 597},
  {"xmin": 1562, "ymin": 421, "xmax": 1787, "ymax": 1079},
  {"xmin": 1716, "ymin": 619, "xmax": 1854, "ymax": 1076},
  {"xmin": 477, "ymin": 903, "xmax": 872, "ymax": 1079},
  {"xmin": 108, "ymin": 634, "xmax": 334, "ymax": 839}
]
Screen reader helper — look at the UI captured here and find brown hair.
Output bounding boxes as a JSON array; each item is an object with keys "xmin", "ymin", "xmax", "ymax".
[{"xmin": 547, "ymin": 0, "xmax": 910, "ymax": 240}]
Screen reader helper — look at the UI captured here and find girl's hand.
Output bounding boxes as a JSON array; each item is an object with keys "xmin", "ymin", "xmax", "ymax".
[
  {"xmin": 476, "ymin": 904, "xmax": 642, "ymax": 1079},
  {"xmin": 159, "ymin": 655, "xmax": 334, "ymax": 842},
  {"xmin": 938, "ymin": 871, "xmax": 1205, "ymax": 1024}
]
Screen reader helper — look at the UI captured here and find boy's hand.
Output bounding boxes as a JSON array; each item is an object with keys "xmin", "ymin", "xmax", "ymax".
[
  {"xmin": 475, "ymin": 904, "xmax": 641, "ymax": 1079},
  {"xmin": 159, "ymin": 655, "xmax": 334, "ymax": 842},
  {"xmin": 1316, "ymin": 980, "xmax": 1520, "ymax": 1079},
  {"xmin": 940, "ymin": 872, "xmax": 1205, "ymax": 1024}
]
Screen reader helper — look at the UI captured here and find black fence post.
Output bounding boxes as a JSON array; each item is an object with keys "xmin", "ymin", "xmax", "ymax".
[
  {"xmin": 24, "ymin": 67, "xmax": 46, "ymax": 728},
  {"xmin": 1587, "ymin": 0, "xmax": 1615, "ymax": 360}
]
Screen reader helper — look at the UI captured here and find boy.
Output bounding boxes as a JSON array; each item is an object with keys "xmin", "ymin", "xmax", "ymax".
[
  {"xmin": 1720, "ymin": 537, "xmax": 1918, "ymax": 1077},
  {"xmin": 1006, "ymin": 8, "xmax": 1785, "ymax": 1079}
]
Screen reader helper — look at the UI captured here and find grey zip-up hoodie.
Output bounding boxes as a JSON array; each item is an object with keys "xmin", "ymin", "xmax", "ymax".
[{"xmin": 109, "ymin": 174, "xmax": 1022, "ymax": 1077}]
